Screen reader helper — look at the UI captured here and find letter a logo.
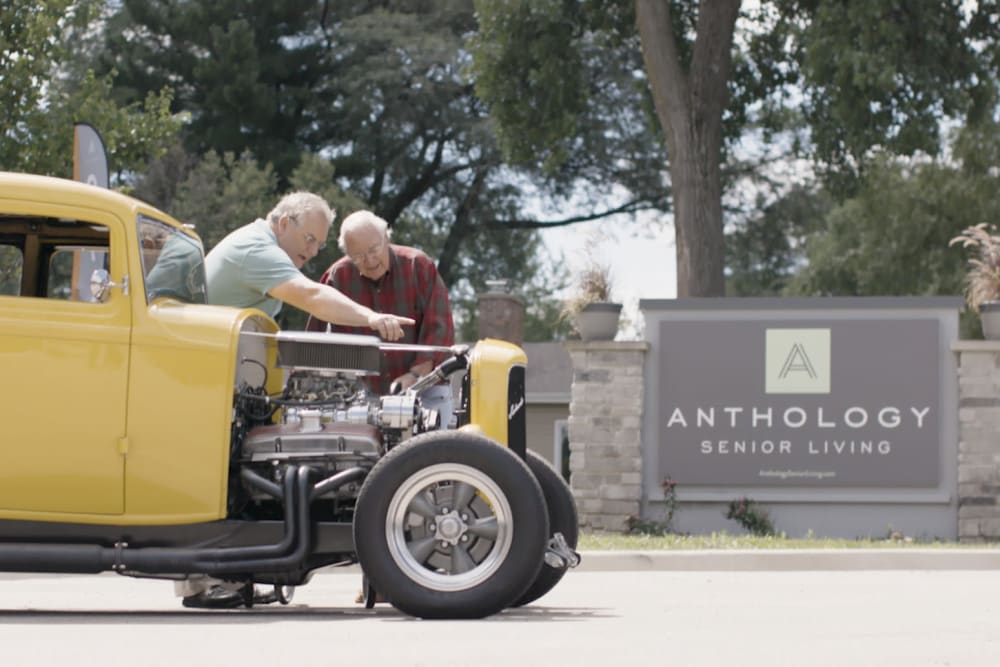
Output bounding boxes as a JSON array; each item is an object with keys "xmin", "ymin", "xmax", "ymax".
[
  {"xmin": 778, "ymin": 343, "xmax": 816, "ymax": 379},
  {"xmin": 766, "ymin": 329, "xmax": 830, "ymax": 394}
]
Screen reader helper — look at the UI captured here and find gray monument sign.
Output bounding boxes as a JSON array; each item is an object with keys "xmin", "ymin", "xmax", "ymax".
[{"xmin": 658, "ymin": 318, "xmax": 940, "ymax": 486}]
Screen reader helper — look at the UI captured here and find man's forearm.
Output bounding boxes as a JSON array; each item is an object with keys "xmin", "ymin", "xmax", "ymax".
[
  {"xmin": 312, "ymin": 284, "xmax": 377, "ymax": 327},
  {"xmin": 271, "ymin": 276, "xmax": 373, "ymax": 327},
  {"xmin": 269, "ymin": 275, "xmax": 411, "ymax": 340}
]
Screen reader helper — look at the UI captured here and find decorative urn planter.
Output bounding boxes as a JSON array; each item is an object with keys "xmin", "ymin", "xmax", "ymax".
[
  {"xmin": 576, "ymin": 302, "xmax": 622, "ymax": 341},
  {"xmin": 980, "ymin": 301, "xmax": 1000, "ymax": 340}
]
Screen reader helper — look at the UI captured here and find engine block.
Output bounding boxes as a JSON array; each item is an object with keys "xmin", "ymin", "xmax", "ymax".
[
  {"xmin": 242, "ymin": 421, "xmax": 382, "ymax": 462},
  {"xmin": 238, "ymin": 333, "xmax": 433, "ymax": 476}
]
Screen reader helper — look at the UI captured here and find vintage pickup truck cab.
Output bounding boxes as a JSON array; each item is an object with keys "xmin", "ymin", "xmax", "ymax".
[{"xmin": 0, "ymin": 172, "xmax": 578, "ymax": 618}]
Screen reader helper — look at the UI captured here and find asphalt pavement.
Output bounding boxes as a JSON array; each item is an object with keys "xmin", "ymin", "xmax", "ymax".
[{"xmin": 2, "ymin": 561, "xmax": 998, "ymax": 667}]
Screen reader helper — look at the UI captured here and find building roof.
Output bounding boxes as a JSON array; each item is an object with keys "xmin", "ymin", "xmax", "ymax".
[{"xmin": 523, "ymin": 342, "xmax": 571, "ymax": 404}]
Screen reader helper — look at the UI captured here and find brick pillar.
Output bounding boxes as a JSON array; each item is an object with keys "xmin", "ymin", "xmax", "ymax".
[
  {"xmin": 565, "ymin": 340, "xmax": 649, "ymax": 532},
  {"xmin": 477, "ymin": 279, "xmax": 525, "ymax": 345},
  {"xmin": 954, "ymin": 341, "xmax": 1000, "ymax": 542}
]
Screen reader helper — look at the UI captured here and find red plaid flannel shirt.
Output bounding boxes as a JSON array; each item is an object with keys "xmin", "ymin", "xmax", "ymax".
[{"xmin": 305, "ymin": 244, "xmax": 455, "ymax": 393}]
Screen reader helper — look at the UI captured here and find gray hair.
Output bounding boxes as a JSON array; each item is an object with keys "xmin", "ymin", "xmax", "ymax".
[
  {"xmin": 268, "ymin": 192, "xmax": 335, "ymax": 226},
  {"xmin": 338, "ymin": 210, "xmax": 392, "ymax": 252}
]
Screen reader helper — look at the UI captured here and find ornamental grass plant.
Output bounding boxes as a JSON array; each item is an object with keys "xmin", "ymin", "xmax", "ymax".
[
  {"xmin": 560, "ymin": 231, "xmax": 618, "ymax": 338},
  {"xmin": 561, "ymin": 258, "xmax": 614, "ymax": 320},
  {"xmin": 949, "ymin": 222, "xmax": 1000, "ymax": 311}
]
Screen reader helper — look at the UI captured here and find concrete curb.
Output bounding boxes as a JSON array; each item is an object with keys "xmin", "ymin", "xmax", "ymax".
[{"xmin": 576, "ymin": 549, "xmax": 1000, "ymax": 572}]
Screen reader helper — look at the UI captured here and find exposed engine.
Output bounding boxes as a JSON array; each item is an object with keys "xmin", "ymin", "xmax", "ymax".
[{"xmin": 229, "ymin": 331, "xmax": 455, "ymax": 515}]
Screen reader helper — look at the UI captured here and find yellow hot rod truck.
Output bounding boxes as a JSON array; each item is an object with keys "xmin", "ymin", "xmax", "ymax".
[{"xmin": 0, "ymin": 172, "xmax": 578, "ymax": 618}]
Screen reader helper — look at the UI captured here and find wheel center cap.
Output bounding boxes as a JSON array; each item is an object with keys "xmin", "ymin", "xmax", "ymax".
[{"xmin": 436, "ymin": 514, "xmax": 464, "ymax": 541}]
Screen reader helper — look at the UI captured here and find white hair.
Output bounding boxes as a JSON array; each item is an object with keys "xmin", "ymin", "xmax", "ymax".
[
  {"xmin": 268, "ymin": 192, "xmax": 335, "ymax": 226},
  {"xmin": 338, "ymin": 210, "xmax": 392, "ymax": 252}
]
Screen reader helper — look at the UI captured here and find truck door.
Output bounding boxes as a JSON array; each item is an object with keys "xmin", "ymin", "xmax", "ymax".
[{"xmin": 0, "ymin": 211, "xmax": 129, "ymax": 515}]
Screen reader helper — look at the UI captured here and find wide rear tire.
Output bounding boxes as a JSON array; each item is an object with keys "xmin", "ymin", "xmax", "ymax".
[
  {"xmin": 353, "ymin": 431, "xmax": 548, "ymax": 619},
  {"xmin": 512, "ymin": 450, "xmax": 579, "ymax": 606}
]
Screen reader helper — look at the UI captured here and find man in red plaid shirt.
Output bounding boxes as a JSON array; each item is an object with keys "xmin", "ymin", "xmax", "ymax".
[{"xmin": 305, "ymin": 210, "xmax": 456, "ymax": 424}]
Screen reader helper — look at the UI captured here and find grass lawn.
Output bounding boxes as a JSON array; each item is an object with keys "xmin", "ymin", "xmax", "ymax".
[{"xmin": 577, "ymin": 531, "xmax": 1000, "ymax": 551}]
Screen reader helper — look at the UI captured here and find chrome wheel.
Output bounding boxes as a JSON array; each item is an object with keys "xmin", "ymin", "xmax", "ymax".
[
  {"xmin": 354, "ymin": 432, "xmax": 548, "ymax": 618},
  {"xmin": 385, "ymin": 463, "xmax": 513, "ymax": 592}
]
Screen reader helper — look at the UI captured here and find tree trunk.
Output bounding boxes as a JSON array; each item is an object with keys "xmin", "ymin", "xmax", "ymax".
[{"xmin": 635, "ymin": 0, "xmax": 741, "ymax": 297}]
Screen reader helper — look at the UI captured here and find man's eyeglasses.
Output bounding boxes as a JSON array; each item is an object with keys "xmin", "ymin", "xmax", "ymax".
[
  {"xmin": 301, "ymin": 229, "xmax": 327, "ymax": 251},
  {"xmin": 289, "ymin": 215, "xmax": 327, "ymax": 250},
  {"xmin": 348, "ymin": 239, "xmax": 385, "ymax": 264}
]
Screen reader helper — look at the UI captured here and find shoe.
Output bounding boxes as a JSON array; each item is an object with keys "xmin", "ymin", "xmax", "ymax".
[
  {"xmin": 183, "ymin": 584, "xmax": 282, "ymax": 609},
  {"xmin": 354, "ymin": 572, "xmax": 387, "ymax": 607},
  {"xmin": 253, "ymin": 588, "xmax": 279, "ymax": 605},
  {"xmin": 354, "ymin": 588, "xmax": 387, "ymax": 605},
  {"xmin": 182, "ymin": 584, "xmax": 245, "ymax": 609}
]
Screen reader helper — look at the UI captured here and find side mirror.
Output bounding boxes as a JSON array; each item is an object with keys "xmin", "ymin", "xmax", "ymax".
[{"xmin": 89, "ymin": 268, "xmax": 123, "ymax": 303}]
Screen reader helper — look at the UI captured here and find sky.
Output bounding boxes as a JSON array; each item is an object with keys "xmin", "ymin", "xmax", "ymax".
[{"xmin": 540, "ymin": 212, "xmax": 677, "ymax": 339}]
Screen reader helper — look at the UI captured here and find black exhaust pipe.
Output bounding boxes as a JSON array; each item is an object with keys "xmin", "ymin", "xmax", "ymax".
[
  {"xmin": 114, "ymin": 466, "xmax": 303, "ymax": 574},
  {"xmin": 189, "ymin": 466, "xmax": 312, "ymax": 574},
  {"xmin": 311, "ymin": 466, "xmax": 367, "ymax": 501},
  {"xmin": 0, "ymin": 465, "xmax": 366, "ymax": 577}
]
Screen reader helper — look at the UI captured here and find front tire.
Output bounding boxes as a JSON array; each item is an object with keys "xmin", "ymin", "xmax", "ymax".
[{"xmin": 354, "ymin": 431, "xmax": 548, "ymax": 619}]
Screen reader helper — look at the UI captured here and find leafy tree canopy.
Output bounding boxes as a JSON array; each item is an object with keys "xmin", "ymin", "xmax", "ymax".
[
  {"xmin": 0, "ymin": 0, "xmax": 178, "ymax": 179},
  {"xmin": 469, "ymin": 0, "xmax": 1000, "ymax": 295},
  {"xmin": 105, "ymin": 0, "xmax": 572, "ymax": 336},
  {"xmin": 725, "ymin": 185, "xmax": 831, "ymax": 296},
  {"xmin": 774, "ymin": 0, "xmax": 998, "ymax": 190},
  {"xmin": 777, "ymin": 121, "xmax": 1000, "ymax": 336}
]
